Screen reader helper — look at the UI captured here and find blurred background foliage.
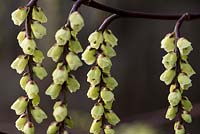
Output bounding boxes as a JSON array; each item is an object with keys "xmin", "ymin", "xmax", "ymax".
[{"xmin": 0, "ymin": 0, "xmax": 200, "ymax": 133}]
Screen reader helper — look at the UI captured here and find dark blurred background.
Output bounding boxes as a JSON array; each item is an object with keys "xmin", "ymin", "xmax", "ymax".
[{"xmin": 0, "ymin": 0, "xmax": 200, "ymax": 134}]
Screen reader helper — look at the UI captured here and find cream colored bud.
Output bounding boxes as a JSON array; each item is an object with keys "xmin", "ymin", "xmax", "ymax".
[
  {"xmin": 31, "ymin": 106, "xmax": 47, "ymax": 123},
  {"xmin": 55, "ymin": 27, "xmax": 71, "ymax": 46},
  {"xmin": 87, "ymin": 66, "xmax": 101, "ymax": 86},
  {"xmin": 15, "ymin": 114, "xmax": 27, "ymax": 131},
  {"xmin": 11, "ymin": 7, "xmax": 29, "ymax": 26},
  {"xmin": 11, "ymin": 96, "xmax": 28, "ymax": 115},
  {"xmin": 33, "ymin": 65, "xmax": 48, "ymax": 80},
  {"xmin": 161, "ymin": 33, "xmax": 175, "ymax": 52},
  {"xmin": 103, "ymin": 29, "xmax": 118, "ymax": 47},
  {"xmin": 25, "ymin": 80, "xmax": 39, "ymax": 99},
  {"xmin": 69, "ymin": 11, "xmax": 84, "ymax": 32},
  {"xmin": 52, "ymin": 63, "xmax": 68, "ymax": 85},
  {"xmin": 81, "ymin": 46, "xmax": 96, "ymax": 65},
  {"xmin": 32, "ymin": 6, "xmax": 47, "ymax": 23},
  {"xmin": 47, "ymin": 45, "xmax": 64, "ymax": 62},
  {"xmin": 68, "ymin": 38, "xmax": 83, "ymax": 54},
  {"xmin": 17, "ymin": 31, "xmax": 26, "ymax": 45},
  {"xmin": 66, "ymin": 52, "xmax": 83, "ymax": 71},
  {"xmin": 91, "ymin": 103, "xmax": 104, "ymax": 120},
  {"xmin": 11, "ymin": 55, "xmax": 29, "ymax": 74},
  {"xmin": 88, "ymin": 31, "xmax": 103, "ymax": 49},
  {"xmin": 87, "ymin": 85, "xmax": 100, "ymax": 100},
  {"xmin": 20, "ymin": 37, "xmax": 37, "ymax": 55},
  {"xmin": 31, "ymin": 21, "xmax": 47, "ymax": 39},
  {"xmin": 33, "ymin": 49, "xmax": 44, "ymax": 64},
  {"xmin": 20, "ymin": 73, "xmax": 30, "ymax": 90},
  {"xmin": 66, "ymin": 75, "xmax": 80, "ymax": 93},
  {"xmin": 160, "ymin": 69, "xmax": 176, "ymax": 85},
  {"xmin": 23, "ymin": 122, "xmax": 35, "ymax": 134},
  {"xmin": 53, "ymin": 104, "xmax": 68, "ymax": 122},
  {"xmin": 45, "ymin": 83, "xmax": 62, "ymax": 100}
]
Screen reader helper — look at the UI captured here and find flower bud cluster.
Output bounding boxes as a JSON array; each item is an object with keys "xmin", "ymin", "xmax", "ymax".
[
  {"xmin": 46, "ymin": 11, "xmax": 84, "ymax": 133},
  {"xmin": 160, "ymin": 33, "xmax": 195, "ymax": 134},
  {"xmin": 82, "ymin": 29, "xmax": 119, "ymax": 134},
  {"xmin": 10, "ymin": 2, "xmax": 48, "ymax": 133}
]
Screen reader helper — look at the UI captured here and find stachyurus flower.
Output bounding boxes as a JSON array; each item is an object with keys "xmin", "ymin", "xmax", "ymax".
[
  {"xmin": 160, "ymin": 32, "xmax": 195, "ymax": 134},
  {"xmin": 11, "ymin": 7, "xmax": 29, "ymax": 26},
  {"xmin": 83, "ymin": 29, "xmax": 120, "ymax": 133},
  {"xmin": 46, "ymin": 9, "xmax": 84, "ymax": 133},
  {"xmin": 11, "ymin": 1, "xmax": 48, "ymax": 133}
]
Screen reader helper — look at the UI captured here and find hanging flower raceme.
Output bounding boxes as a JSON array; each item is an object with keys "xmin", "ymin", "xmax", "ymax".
[
  {"xmin": 10, "ymin": 1, "xmax": 48, "ymax": 133},
  {"xmin": 46, "ymin": 11, "xmax": 84, "ymax": 133},
  {"xmin": 82, "ymin": 29, "xmax": 120, "ymax": 134},
  {"xmin": 160, "ymin": 33, "xmax": 195, "ymax": 134}
]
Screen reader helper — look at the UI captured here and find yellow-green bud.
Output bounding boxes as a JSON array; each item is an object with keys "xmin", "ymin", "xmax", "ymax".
[
  {"xmin": 91, "ymin": 103, "xmax": 104, "ymax": 120},
  {"xmin": 70, "ymin": 30, "xmax": 78, "ymax": 38},
  {"xmin": 68, "ymin": 38, "xmax": 83, "ymax": 54},
  {"xmin": 11, "ymin": 55, "xmax": 29, "ymax": 74},
  {"xmin": 103, "ymin": 30, "xmax": 118, "ymax": 47},
  {"xmin": 20, "ymin": 73, "xmax": 30, "ymax": 90},
  {"xmin": 33, "ymin": 65, "xmax": 48, "ymax": 80},
  {"xmin": 32, "ymin": 94, "xmax": 40, "ymax": 106},
  {"xmin": 47, "ymin": 122, "xmax": 59, "ymax": 134},
  {"xmin": 101, "ymin": 44, "xmax": 116, "ymax": 58},
  {"xmin": 52, "ymin": 63, "xmax": 68, "ymax": 85},
  {"xmin": 53, "ymin": 104, "xmax": 68, "ymax": 122},
  {"xmin": 87, "ymin": 66, "xmax": 101, "ymax": 86},
  {"xmin": 177, "ymin": 38, "xmax": 193, "ymax": 56},
  {"xmin": 165, "ymin": 106, "xmax": 178, "ymax": 120},
  {"xmin": 53, "ymin": 101, "xmax": 63, "ymax": 110},
  {"xmin": 87, "ymin": 85, "xmax": 100, "ymax": 100},
  {"xmin": 45, "ymin": 83, "xmax": 62, "ymax": 100},
  {"xmin": 180, "ymin": 62, "xmax": 195, "ymax": 77},
  {"xmin": 17, "ymin": 31, "xmax": 26, "ymax": 45},
  {"xmin": 160, "ymin": 69, "xmax": 176, "ymax": 85},
  {"xmin": 31, "ymin": 21, "xmax": 47, "ymax": 39},
  {"xmin": 178, "ymin": 73, "xmax": 192, "ymax": 90},
  {"xmin": 161, "ymin": 33, "xmax": 175, "ymax": 52},
  {"xmin": 66, "ymin": 75, "xmax": 80, "ymax": 93},
  {"xmin": 162, "ymin": 52, "xmax": 177, "ymax": 69},
  {"xmin": 47, "ymin": 45, "xmax": 64, "ymax": 62},
  {"xmin": 33, "ymin": 49, "xmax": 44, "ymax": 64},
  {"xmin": 90, "ymin": 119, "xmax": 102, "ymax": 134},
  {"xmin": 15, "ymin": 114, "xmax": 27, "ymax": 131},
  {"xmin": 81, "ymin": 46, "xmax": 96, "ymax": 65},
  {"xmin": 11, "ymin": 7, "xmax": 28, "ymax": 26},
  {"xmin": 32, "ymin": 6, "xmax": 47, "ymax": 23},
  {"xmin": 104, "ymin": 125, "xmax": 115, "ymax": 134},
  {"xmin": 66, "ymin": 52, "xmax": 82, "ymax": 71},
  {"xmin": 31, "ymin": 106, "xmax": 47, "ymax": 123},
  {"xmin": 69, "ymin": 11, "xmax": 84, "ymax": 32},
  {"xmin": 11, "ymin": 96, "xmax": 28, "ymax": 115},
  {"xmin": 181, "ymin": 111, "xmax": 192, "ymax": 123},
  {"xmin": 20, "ymin": 38, "xmax": 37, "ymax": 55},
  {"xmin": 105, "ymin": 110, "xmax": 120, "ymax": 126},
  {"xmin": 64, "ymin": 116, "xmax": 74, "ymax": 129},
  {"xmin": 23, "ymin": 122, "xmax": 35, "ymax": 134},
  {"xmin": 168, "ymin": 90, "xmax": 182, "ymax": 107},
  {"xmin": 97, "ymin": 54, "xmax": 112, "ymax": 73},
  {"xmin": 181, "ymin": 96, "xmax": 193, "ymax": 112},
  {"xmin": 88, "ymin": 31, "xmax": 103, "ymax": 49},
  {"xmin": 174, "ymin": 121, "xmax": 185, "ymax": 134},
  {"xmin": 101, "ymin": 88, "xmax": 114, "ymax": 103},
  {"xmin": 25, "ymin": 80, "xmax": 39, "ymax": 99},
  {"xmin": 104, "ymin": 100, "xmax": 114, "ymax": 110},
  {"xmin": 55, "ymin": 27, "xmax": 71, "ymax": 46},
  {"xmin": 103, "ymin": 76, "xmax": 118, "ymax": 91}
]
